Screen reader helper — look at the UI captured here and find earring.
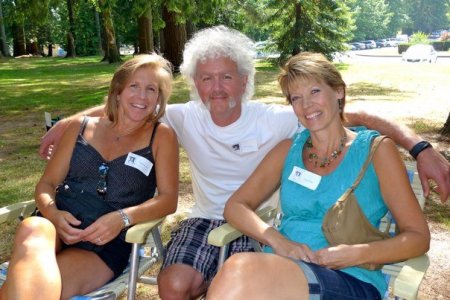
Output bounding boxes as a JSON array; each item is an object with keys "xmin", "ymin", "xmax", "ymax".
[{"xmin": 338, "ymin": 98, "xmax": 343, "ymax": 112}]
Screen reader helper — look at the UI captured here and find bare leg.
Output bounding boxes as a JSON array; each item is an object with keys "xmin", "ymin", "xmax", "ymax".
[
  {"xmin": 57, "ymin": 248, "xmax": 114, "ymax": 299},
  {"xmin": 0, "ymin": 217, "xmax": 61, "ymax": 300},
  {"xmin": 207, "ymin": 252, "xmax": 309, "ymax": 300},
  {"xmin": 158, "ymin": 264, "xmax": 208, "ymax": 300}
]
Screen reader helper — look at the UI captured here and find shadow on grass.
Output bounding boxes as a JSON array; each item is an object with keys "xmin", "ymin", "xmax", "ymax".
[{"xmin": 347, "ymin": 82, "xmax": 407, "ymax": 98}]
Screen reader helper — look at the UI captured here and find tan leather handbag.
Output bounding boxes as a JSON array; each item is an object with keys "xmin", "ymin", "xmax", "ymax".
[{"xmin": 322, "ymin": 136, "xmax": 393, "ymax": 270}]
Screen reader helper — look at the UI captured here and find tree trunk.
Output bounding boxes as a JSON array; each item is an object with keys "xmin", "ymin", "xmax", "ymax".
[
  {"xmin": 0, "ymin": 2, "xmax": 10, "ymax": 57},
  {"xmin": 162, "ymin": 6, "xmax": 186, "ymax": 71},
  {"xmin": 185, "ymin": 20, "xmax": 196, "ymax": 41},
  {"xmin": 65, "ymin": 0, "xmax": 76, "ymax": 58},
  {"xmin": 138, "ymin": 7, "xmax": 154, "ymax": 54},
  {"xmin": 12, "ymin": 22, "xmax": 26, "ymax": 56},
  {"xmin": 48, "ymin": 43, "xmax": 53, "ymax": 57},
  {"xmin": 292, "ymin": 3, "xmax": 302, "ymax": 56},
  {"xmin": 26, "ymin": 40, "xmax": 39, "ymax": 55},
  {"xmin": 99, "ymin": 0, "xmax": 121, "ymax": 63},
  {"xmin": 94, "ymin": 8, "xmax": 103, "ymax": 56},
  {"xmin": 441, "ymin": 112, "xmax": 450, "ymax": 136}
]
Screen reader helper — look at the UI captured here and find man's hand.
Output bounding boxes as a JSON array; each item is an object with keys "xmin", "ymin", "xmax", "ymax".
[
  {"xmin": 39, "ymin": 119, "xmax": 70, "ymax": 160},
  {"xmin": 416, "ymin": 147, "xmax": 450, "ymax": 203}
]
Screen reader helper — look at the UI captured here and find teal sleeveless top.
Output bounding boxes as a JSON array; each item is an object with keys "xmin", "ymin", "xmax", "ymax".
[{"xmin": 265, "ymin": 129, "xmax": 388, "ymax": 296}]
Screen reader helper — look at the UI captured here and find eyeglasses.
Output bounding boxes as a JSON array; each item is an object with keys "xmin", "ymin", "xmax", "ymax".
[{"xmin": 97, "ymin": 162, "xmax": 109, "ymax": 195}]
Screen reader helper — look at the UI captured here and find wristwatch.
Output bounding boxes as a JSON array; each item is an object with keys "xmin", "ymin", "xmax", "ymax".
[
  {"xmin": 409, "ymin": 141, "xmax": 432, "ymax": 160},
  {"xmin": 118, "ymin": 209, "xmax": 131, "ymax": 228}
]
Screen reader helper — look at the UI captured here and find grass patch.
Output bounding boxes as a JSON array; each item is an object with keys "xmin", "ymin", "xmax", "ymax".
[
  {"xmin": 407, "ymin": 119, "xmax": 443, "ymax": 134},
  {"xmin": 424, "ymin": 197, "xmax": 450, "ymax": 229}
]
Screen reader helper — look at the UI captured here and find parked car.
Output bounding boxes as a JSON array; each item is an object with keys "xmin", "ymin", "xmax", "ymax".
[
  {"xmin": 402, "ymin": 44, "xmax": 437, "ymax": 63},
  {"xmin": 344, "ymin": 43, "xmax": 356, "ymax": 51},
  {"xmin": 386, "ymin": 38, "xmax": 399, "ymax": 47},
  {"xmin": 253, "ymin": 40, "xmax": 280, "ymax": 59},
  {"xmin": 361, "ymin": 40, "xmax": 376, "ymax": 49},
  {"xmin": 375, "ymin": 39, "xmax": 387, "ymax": 48},
  {"xmin": 349, "ymin": 42, "xmax": 366, "ymax": 50}
]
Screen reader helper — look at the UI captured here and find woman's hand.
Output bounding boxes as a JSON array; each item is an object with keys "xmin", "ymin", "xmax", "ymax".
[
  {"xmin": 315, "ymin": 244, "xmax": 363, "ymax": 269},
  {"xmin": 272, "ymin": 238, "xmax": 317, "ymax": 264},
  {"xmin": 49, "ymin": 210, "xmax": 83, "ymax": 245},
  {"xmin": 79, "ymin": 211, "xmax": 124, "ymax": 245}
]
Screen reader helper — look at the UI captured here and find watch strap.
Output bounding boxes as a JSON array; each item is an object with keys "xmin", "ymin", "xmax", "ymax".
[
  {"xmin": 409, "ymin": 141, "xmax": 432, "ymax": 160},
  {"xmin": 118, "ymin": 209, "xmax": 131, "ymax": 228}
]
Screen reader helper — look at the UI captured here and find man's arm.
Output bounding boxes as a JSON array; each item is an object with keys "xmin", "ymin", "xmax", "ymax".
[
  {"xmin": 39, "ymin": 105, "xmax": 105, "ymax": 159},
  {"xmin": 345, "ymin": 110, "xmax": 450, "ymax": 203}
]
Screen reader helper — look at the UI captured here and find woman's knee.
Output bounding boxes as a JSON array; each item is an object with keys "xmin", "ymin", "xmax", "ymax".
[
  {"xmin": 213, "ymin": 253, "xmax": 264, "ymax": 289},
  {"xmin": 14, "ymin": 217, "xmax": 56, "ymax": 248}
]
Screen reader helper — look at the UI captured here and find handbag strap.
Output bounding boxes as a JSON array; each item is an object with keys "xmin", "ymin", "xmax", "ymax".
[
  {"xmin": 350, "ymin": 135, "xmax": 387, "ymax": 191},
  {"xmin": 348, "ymin": 135, "xmax": 393, "ymax": 235}
]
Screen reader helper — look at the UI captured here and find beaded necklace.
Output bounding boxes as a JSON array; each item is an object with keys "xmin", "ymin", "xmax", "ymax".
[{"xmin": 305, "ymin": 133, "xmax": 347, "ymax": 168}]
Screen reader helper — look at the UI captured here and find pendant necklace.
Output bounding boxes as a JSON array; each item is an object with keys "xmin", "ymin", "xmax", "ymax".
[
  {"xmin": 113, "ymin": 124, "xmax": 144, "ymax": 142},
  {"xmin": 305, "ymin": 132, "xmax": 347, "ymax": 168}
]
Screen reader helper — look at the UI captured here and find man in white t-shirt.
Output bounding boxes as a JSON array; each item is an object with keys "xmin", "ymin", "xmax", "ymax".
[{"xmin": 39, "ymin": 26, "xmax": 450, "ymax": 299}]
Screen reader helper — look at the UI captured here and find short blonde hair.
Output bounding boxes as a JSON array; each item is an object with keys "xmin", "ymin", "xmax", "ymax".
[
  {"xmin": 105, "ymin": 53, "xmax": 173, "ymax": 124},
  {"xmin": 278, "ymin": 52, "xmax": 346, "ymax": 121}
]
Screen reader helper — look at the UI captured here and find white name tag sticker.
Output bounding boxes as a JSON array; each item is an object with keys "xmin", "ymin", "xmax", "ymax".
[
  {"xmin": 125, "ymin": 152, "xmax": 153, "ymax": 176},
  {"xmin": 288, "ymin": 166, "xmax": 321, "ymax": 190},
  {"xmin": 240, "ymin": 139, "xmax": 258, "ymax": 153}
]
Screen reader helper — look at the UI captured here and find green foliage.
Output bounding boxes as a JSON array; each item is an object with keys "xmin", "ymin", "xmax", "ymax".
[
  {"xmin": 409, "ymin": 31, "xmax": 430, "ymax": 44},
  {"xmin": 349, "ymin": 0, "xmax": 392, "ymax": 40},
  {"xmin": 74, "ymin": 1, "xmax": 102, "ymax": 56},
  {"xmin": 403, "ymin": 0, "xmax": 449, "ymax": 34},
  {"xmin": 263, "ymin": 0, "xmax": 354, "ymax": 60}
]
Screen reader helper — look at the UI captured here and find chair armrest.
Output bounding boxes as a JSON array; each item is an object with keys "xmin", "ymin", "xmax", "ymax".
[
  {"xmin": 125, "ymin": 217, "xmax": 165, "ymax": 244},
  {"xmin": 0, "ymin": 200, "xmax": 35, "ymax": 224},
  {"xmin": 208, "ymin": 206, "xmax": 277, "ymax": 247},
  {"xmin": 393, "ymin": 254, "xmax": 430, "ymax": 299}
]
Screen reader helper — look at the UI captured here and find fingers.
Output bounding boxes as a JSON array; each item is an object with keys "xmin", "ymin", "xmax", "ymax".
[
  {"xmin": 57, "ymin": 216, "xmax": 83, "ymax": 244},
  {"xmin": 301, "ymin": 247, "xmax": 317, "ymax": 264},
  {"xmin": 418, "ymin": 172, "xmax": 431, "ymax": 199},
  {"xmin": 39, "ymin": 133, "xmax": 55, "ymax": 160},
  {"xmin": 416, "ymin": 147, "xmax": 450, "ymax": 203},
  {"xmin": 433, "ymin": 184, "xmax": 449, "ymax": 204}
]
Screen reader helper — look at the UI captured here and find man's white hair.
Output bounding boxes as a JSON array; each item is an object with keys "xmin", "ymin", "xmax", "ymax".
[{"xmin": 180, "ymin": 25, "xmax": 256, "ymax": 103}]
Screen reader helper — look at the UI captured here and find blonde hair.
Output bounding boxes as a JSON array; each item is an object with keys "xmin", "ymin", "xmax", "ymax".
[
  {"xmin": 105, "ymin": 53, "xmax": 173, "ymax": 124},
  {"xmin": 278, "ymin": 52, "xmax": 346, "ymax": 121}
]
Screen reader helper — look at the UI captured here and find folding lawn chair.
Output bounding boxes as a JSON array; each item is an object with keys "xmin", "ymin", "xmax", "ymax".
[
  {"xmin": 208, "ymin": 161, "xmax": 430, "ymax": 300},
  {"xmin": 0, "ymin": 199, "xmax": 165, "ymax": 300}
]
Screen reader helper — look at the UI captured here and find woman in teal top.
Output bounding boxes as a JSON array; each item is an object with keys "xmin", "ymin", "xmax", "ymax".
[{"xmin": 207, "ymin": 52, "xmax": 430, "ymax": 300}]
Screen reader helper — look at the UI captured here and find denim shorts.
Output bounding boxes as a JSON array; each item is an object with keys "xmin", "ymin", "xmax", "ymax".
[
  {"xmin": 295, "ymin": 261, "xmax": 381, "ymax": 300},
  {"xmin": 161, "ymin": 218, "xmax": 255, "ymax": 282}
]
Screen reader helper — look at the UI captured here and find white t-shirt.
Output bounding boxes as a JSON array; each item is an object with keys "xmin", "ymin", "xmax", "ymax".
[{"xmin": 162, "ymin": 101, "xmax": 300, "ymax": 220}]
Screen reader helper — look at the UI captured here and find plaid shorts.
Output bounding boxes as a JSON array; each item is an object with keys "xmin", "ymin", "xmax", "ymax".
[{"xmin": 161, "ymin": 218, "xmax": 255, "ymax": 282}]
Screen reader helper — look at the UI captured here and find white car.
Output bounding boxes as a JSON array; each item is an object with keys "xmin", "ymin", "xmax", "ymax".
[{"xmin": 402, "ymin": 44, "xmax": 438, "ymax": 63}]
